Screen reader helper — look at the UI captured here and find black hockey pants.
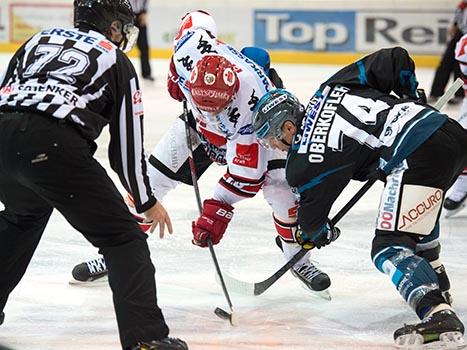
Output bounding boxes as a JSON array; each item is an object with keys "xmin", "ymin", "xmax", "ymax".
[{"xmin": 0, "ymin": 111, "xmax": 169, "ymax": 348}]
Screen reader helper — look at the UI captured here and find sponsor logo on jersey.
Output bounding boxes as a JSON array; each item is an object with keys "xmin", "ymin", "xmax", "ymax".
[
  {"xmin": 397, "ymin": 185, "xmax": 443, "ymax": 235},
  {"xmin": 133, "ymin": 90, "xmax": 142, "ymax": 104},
  {"xmin": 233, "ymin": 143, "xmax": 259, "ymax": 168},
  {"xmin": 41, "ymin": 28, "xmax": 98, "ymax": 45},
  {"xmin": 238, "ymin": 124, "xmax": 255, "ymax": 135},
  {"xmin": 0, "ymin": 86, "xmax": 13, "ymax": 95},
  {"xmin": 132, "ymin": 89, "xmax": 144, "ymax": 117},
  {"xmin": 11, "ymin": 84, "xmax": 80, "ymax": 105},
  {"xmin": 98, "ymin": 40, "xmax": 113, "ymax": 52},
  {"xmin": 376, "ymin": 161, "xmax": 406, "ymax": 231},
  {"xmin": 175, "ymin": 31, "xmax": 195, "ymax": 52},
  {"xmin": 298, "ymin": 91, "xmax": 324, "ymax": 154}
]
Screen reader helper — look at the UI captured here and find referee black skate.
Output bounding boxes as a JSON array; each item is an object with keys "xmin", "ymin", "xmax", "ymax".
[{"xmin": 0, "ymin": 0, "xmax": 186, "ymax": 349}]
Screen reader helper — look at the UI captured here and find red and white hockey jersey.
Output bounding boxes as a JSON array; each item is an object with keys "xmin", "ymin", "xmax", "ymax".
[{"xmin": 172, "ymin": 27, "xmax": 280, "ymax": 205}]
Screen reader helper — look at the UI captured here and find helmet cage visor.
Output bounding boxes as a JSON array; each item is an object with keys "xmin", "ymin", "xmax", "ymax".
[{"xmin": 120, "ymin": 23, "xmax": 139, "ymax": 52}]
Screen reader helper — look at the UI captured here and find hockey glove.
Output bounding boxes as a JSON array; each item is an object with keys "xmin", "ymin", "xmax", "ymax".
[
  {"xmin": 167, "ymin": 56, "xmax": 184, "ymax": 102},
  {"xmin": 295, "ymin": 220, "xmax": 340, "ymax": 249},
  {"xmin": 192, "ymin": 199, "xmax": 234, "ymax": 247}
]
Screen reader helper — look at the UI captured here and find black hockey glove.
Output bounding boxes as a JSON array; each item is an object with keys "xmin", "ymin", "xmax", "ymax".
[{"xmin": 295, "ymin": 220, "xmax": 341, "ymax": 249}]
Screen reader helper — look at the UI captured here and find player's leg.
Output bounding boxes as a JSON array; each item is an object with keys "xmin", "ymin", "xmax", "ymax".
[
  {"xmin": 263, "ymin": 158, "xmax": 331, "ymax": 297},
  {"xmin": 443, "ymin": 104, "xmax": 467, "ymax": 217},
  {"xmin": 415, "ymin": 227, "xmax": 453, "ymax": 304},
  {"xmin": 444, "ymin": 45, "xmax": 467, "ymax": 217},
  {"xmin": 372, "ymin": 119, "xmax": 467, "ymax": 348}
]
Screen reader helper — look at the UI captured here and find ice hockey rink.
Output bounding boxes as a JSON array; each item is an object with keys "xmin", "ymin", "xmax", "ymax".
[{"xmin": 0, "ymin": 54, "xmax": 466, "ymax": 350}]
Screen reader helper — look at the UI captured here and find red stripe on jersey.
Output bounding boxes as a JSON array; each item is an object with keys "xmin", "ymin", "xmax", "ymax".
[
  {"xmin": 219, "ymin": 178, "xmax": 256, "ymax": 197},
  {"xmin": 198, "ymin": 125, "xmax": 227, "ymax": 147},
  {"xmin": 223, "ymin": 170, "xmax": 266, "ymax": 184}
]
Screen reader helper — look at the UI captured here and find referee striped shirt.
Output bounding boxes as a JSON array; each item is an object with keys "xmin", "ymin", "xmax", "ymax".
[
  {"xmin": 129, "ymin": 0, "xmax": 148, "ymax": 14},
  {"xmin": 0, "ymin": 26, "xmax": 156, "ymax": 212}
]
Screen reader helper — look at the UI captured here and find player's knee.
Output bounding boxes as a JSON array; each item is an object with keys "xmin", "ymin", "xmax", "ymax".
[
  {"xmin": 416, "ymin": 243, "xmax": 441, "ymax": 262},
  {"xmin": 371, "ymin": 245, "xmax": 414, "ymax": 274},
  {"xmin": 273, "ymin": 214, "xmax": 297, "ymax": 243}
]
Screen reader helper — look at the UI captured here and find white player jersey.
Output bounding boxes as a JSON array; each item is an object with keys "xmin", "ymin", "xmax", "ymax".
[
  {"xmin": 455, "ymin": 33, "xmax": 467, "ymax": 69},
  {"xmin": 455, "ymin": 33, "xmax": 467, "ymax": 97},
  {"xmin": 172, "ymin": 28, "xmax": 278, "ymax": 204}
]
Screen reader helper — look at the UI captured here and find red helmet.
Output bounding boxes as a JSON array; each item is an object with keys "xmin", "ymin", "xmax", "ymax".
[{"xmin": 189, "ymin": 55, "xmax": 239, "ymax": 114}]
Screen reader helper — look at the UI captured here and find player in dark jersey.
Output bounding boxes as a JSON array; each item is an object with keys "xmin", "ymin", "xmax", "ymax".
[
  {"xmin": 0, "ymin": 1, "xmax": 186, "ymax": 349},
  {"xmin": 252, "ymin": 47, "xmax": 467, "ymax": 349}
]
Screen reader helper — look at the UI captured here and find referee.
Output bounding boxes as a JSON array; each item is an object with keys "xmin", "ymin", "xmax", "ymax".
[
  {"xmin": 0, "ymin": 0, "xmax": 186, "ymax": 349},
  {"xmin": 130, "ymin": 0, "xmax": 154, "ymax": 81}
]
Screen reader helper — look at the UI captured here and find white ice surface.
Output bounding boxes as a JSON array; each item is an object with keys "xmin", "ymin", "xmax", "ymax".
[{"xmin": 0, "ymin": 54, "xmax": 466, "ymax": 350}]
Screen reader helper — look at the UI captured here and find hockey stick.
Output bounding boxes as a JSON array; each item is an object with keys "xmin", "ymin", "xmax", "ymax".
[
  {"xmin": 182, "ymin": 100, "xmax": 237, "ymax": 325},
  {"xmin": 221, "ymin": 78, "xmax": 463, "ymax": 296}
]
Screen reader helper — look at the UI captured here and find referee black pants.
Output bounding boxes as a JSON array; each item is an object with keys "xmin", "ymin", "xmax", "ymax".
[
  {"xmin": 0, "ymin": 112, "xmax": 169, "ymax": 348},
  {"xmin": 136, "ymin": 19, "xmax": 151, "ymax": 79}
]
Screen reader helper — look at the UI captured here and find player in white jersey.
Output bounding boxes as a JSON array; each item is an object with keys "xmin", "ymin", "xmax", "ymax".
[
  {"xmin": 443, "ymin": 33, "xmax": 467, "ymax": 217},
  {"xmin": 71, "ymin": 41, "xmax": 330, "ymax": 296},
  {"xmin": 165, "ymin": 10, "xmax": 331, "ymax": 295}
]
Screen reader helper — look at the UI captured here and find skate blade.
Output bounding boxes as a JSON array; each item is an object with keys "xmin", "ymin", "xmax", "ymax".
[
  {"xmin": 68, "ymin": 275, "xmax": 108, "ymax": 286},
  {"xmin": 395, "ymin": 331, "xmax": 465, "ymax": 349},
  {"xmin": 444, "ymin": 203, "xmax": 466, "ymax": 218},
  {"xmin": 299, "ymin": 283, "xmax": 332, "ymax": 301}
]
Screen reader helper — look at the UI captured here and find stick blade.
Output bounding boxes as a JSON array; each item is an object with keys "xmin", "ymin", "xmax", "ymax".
[
  {"xmin": 214, "ymin": 307, "xmax": 238, "ymax": 326},
  {"xmin": 214, "ymin": 272, "xmax": 255, "ymax": 296}
]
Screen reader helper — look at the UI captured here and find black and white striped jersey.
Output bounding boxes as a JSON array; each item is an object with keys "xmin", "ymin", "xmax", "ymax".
[
  {"xmin": 129, "ymin": 0, "xmax": 147, "ymax": 14},
  {"xmin": 0, "ymin": 26, "xmax": 156, "ymax": 213}
]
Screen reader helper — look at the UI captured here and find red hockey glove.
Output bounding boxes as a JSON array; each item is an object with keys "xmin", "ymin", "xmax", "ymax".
[
  {"xmin": 167, "ymin": 56, "xmax": 184, "ymax": 101},
  {"xmin": 192, "ymin": 199, "xmax": 234, "ymax": 247}
]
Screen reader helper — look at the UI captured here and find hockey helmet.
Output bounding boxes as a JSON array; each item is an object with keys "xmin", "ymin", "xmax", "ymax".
[
  {"xmin": 174, "ymin": 10, "xmax": 217, "ymax": 43},
  {"xmin": 74, "ymin": 0, "xmax": 138, "ymax": 52},
  {"xmin": 252, "ymin": 89, "xmax": 304, "ymax": 148},
  {"xmin": 188, "ymin": 55, "xmax": 239, "ymax": 114}
]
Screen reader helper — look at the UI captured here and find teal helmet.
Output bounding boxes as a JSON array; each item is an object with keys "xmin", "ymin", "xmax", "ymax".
[{"xmin": 252, "ymin": 89, "xmax": 304, "ymax": 145}]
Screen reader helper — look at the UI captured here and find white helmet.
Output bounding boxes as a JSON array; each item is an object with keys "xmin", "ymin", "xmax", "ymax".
[{"xmin": 174, "ymin": 10, "xmax": 217, "ymax": 45}]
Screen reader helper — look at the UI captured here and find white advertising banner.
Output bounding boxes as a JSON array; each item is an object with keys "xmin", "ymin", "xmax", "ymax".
[
  {"xmin": 149, "ymin": 5, "xmax": 253, "ymax": 49},
  {"xmin": 0, "ymin": 3, "xmax": 8, "ymax": 42},
  {"xmin": 356, "ymin": 10, "xmax": 454, "ymax": 54},
  {"xmin": 9, "ymin": 3, "xmax": 73, "ymax": 43}
]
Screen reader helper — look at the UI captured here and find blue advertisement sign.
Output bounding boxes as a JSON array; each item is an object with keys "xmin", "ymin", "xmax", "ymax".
[{"xmin": 254, "ymin": 10, "xmax": 356, "ymax": 52}]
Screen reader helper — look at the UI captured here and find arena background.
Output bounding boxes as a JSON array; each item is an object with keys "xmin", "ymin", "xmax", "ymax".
[{"xmin": 0, "ymin": 0, "xmax": 461, "ymax": 66}]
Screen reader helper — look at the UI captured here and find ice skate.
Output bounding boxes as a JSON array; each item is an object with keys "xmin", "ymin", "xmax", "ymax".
[
  {"xmin": 129, "ymin": 337, "xmax": 188, "ymax": 350},
  {"xmin": 69, "ymin": 256, "xmax": 108, "ymax": 285},
  {"xmin": 394, "ymin": 309, "xmax": 465, "ymax": 349},
  {"xmin": 291, "ymin": 261, "xmax": 332, "ymax": 300},
  {"xmin": 444, "ymin": 193, "xmax": 467, "ymax": 218},
  {"xmin": 276, "ymin": 236, "xmax": 331, "ymax": 300}
]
